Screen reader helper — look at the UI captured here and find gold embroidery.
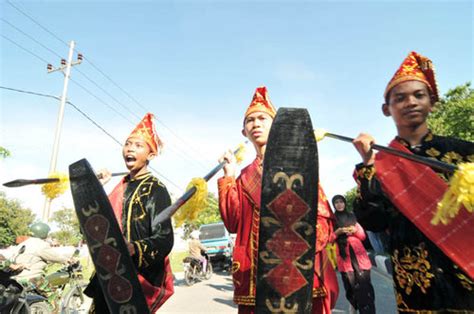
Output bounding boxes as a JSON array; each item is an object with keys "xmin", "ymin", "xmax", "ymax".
[
  {"xmin": 441, "ymin": 151, "xmax": 463, "ymax": 165},
  {"xmin": 232, "ymin": 261, "xmax": 240, "ymax": 274},
  {"xmin": 234, "ymin": 295, "xmax": 255, "ymax": 306},
  {"xmin": 249, "ymin": 203, "xmax": 260, "ymax": 297},
  {"xmin": 453, "ymin": 265, "xmax": 474, "ymax": 291},
  {"xmin": 392, "ymin": 243, "xmax": 434, "ymax": 295},
  {"xmin": 312, "ymin": 286, "xmax": 327, "ymax": 298},
  {"xmin": 425, "ymin": 132, "xmax": 433, "ymax": 141},
  {"xmin": 395, "ymin": 292, "xmax": 409, "ymax": 309},
  {"xmin": 135, "ymin": 241, "xmax": 144, "ymax": 268},
  {"xmin": 126, "ymin": 175, "xmax": 152, "ymax": 239},
  {"xmin": 425, "ymin": 147, "xmax": 441, "ymax": 157},
  {"xmin": 357, "ymin": 165, "xmax": 375, "ymax": 180},
  {"xmin": 467, "ymin": 154, "xmax": 474, "ymax": 163}
]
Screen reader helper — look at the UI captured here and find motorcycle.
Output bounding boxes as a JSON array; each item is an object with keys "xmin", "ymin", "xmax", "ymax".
[
  {"xmin": 0, "ymin": 245, "xmax": 50, "ymax": 314},
  {"xmin": 182, "ymin": 252, "xmax": 212, "ymax": 286},
  {"xmin": 44, "ymin": 249, "xmax": 87, "ymax": 314}
]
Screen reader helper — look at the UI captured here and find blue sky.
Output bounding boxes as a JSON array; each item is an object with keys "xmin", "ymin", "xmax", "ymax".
[{"xmin": 1, "ymin": 0, "xmax": 472, "ymax": 220}]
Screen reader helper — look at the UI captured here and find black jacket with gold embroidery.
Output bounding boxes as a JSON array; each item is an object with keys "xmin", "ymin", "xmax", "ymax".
[
  {"xmin": 354, "ymin": 132, "xmax": 474, "ymax": 312},
  {"xmin": 120, "ymin": 172, "xmax": 174, "ymax": 286}
]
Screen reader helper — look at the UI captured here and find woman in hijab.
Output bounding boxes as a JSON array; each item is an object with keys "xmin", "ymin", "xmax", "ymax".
[{"xmin": 331, "ymin": 194, "xmax": 375, "ymax": 314}]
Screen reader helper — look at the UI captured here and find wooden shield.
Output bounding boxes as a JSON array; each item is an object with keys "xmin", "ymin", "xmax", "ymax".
[
  {"xmin": 69, "ymin": 159, "xmax": 150, "ymax": 314},
  {"xmin": 256, "ymin": 108, "xmax": 318, "ymax": 313}
]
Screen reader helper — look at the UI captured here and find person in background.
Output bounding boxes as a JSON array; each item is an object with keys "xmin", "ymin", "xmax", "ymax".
[
  {"xmin": 330, "ymin": 195, "xmax": 375, "ymax": 314},
  {"xmin": 188, "ymin": 230, "xmax": 207, "ymax": 273},
  {"xmin": 10, "ymin": 222, "xmax": 70, "ymax": 281}
]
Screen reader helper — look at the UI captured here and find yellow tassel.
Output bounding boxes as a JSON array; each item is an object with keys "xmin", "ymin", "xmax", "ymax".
[
  {"xmin": 234, "ymin": 143, "xmax": 246, "ymax": 164},
  {"xmin": 41, "ymin": 172, "xmax": 69, "ymax": 200},
  {"xmin": 431, "ymin": 162, "xmax": 474, "ymax": 225},
  {"xmin": 174, "ymin": 177, "xmax": 208, "ymax": 227},
  {"xmin": 314, "ymin": 129, "xmax": 328, "ymax": 142}
]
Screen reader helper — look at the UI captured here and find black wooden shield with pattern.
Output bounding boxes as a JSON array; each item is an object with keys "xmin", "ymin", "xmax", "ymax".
[
  {"xmin": 69, "ymin": 159, "xmax": 149, "ymax": 314},
  {"xmin": 256, "ymin": 108, "xmax": 318, "ymax": 313}
]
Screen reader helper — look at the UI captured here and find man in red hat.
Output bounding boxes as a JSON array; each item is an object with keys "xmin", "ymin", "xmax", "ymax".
[
  {"xmin": 85, "ymin": 113, "xmax": 174, "ymax": 314},
  {"xmin": 218, "ymin": 87, "xmax": 338, "ymax": 313},
  {"xmin": 352, "ymin": 52, "xmax": 474, "ymax": 311}
]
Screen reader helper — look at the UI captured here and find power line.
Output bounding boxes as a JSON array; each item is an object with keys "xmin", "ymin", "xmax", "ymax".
[
  {"xmin": 1, "ymin": 18, "xmax": 64, "ymax": 59},
  {"xmin": 69, "ymin": 77, "xmax": 137, "ymax": 125},
  {"xmin": 3, "ymin": 2, "xmax": 208, "ymax": 168},
  {"xmin": 5, "ymin": 0, "xmax": 69, "ymax": 47},
  {"xmin": 0, "ymin": 86, "xmax": 59, "ymax": 100},
  {"xmin": 1, "ymin": 35, "xmax": 136, "ymax": 135},
  {"xmin": 74, "ymin": 68, "xmax": 142, "ymax": 120},
  {"xmin": 0, "ymin": 85, "xmax": 184, "ymax": 192},
  {"xmin": 1, "ymin": 34, "xmax": 50, "ymax": 64},
  {"xmin": 81, "ymin": 55, "xmax": 210, "ymax": 166},
  {"xmin": 1, "ymin": 34, "xmax": 207, "ymax": 171}
]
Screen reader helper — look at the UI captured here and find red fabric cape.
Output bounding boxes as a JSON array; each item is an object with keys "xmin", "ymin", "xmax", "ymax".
[
  {"xmin": 375, "ymin": 140, "xmax": 474, "ymax": 280},
  {"xmin": 109, "ymin": 178, "xmax": 174, "ymax": 313}
]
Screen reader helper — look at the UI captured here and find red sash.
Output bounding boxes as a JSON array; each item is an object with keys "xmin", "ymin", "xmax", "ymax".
[
  {"xmin": 375, "ymin": 140, "xmax": 474, "ymax": 280},
  {"xmin": 109, "ymin": 178, "xmax": 174, "ymax": 313},
  {"xmin": 241, "ymin": 157, "xmax": 262, "ymax": 208}
]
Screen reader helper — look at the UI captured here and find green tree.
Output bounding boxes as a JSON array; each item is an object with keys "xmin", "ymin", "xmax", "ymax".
[
  {"xmin": 428, "ymin": 82, "xmax": 474, "ymax": 141},
  {"xmin": 343, "ymin": 187, "xmax": 358, "ymax": 212},
  {"xmin": 0, "ymin": 192, "xmax": 35, "ymax": 248},
  {"xmin": 0, "ymin": 146, "xmax": 10, "ymax": 159},
  {"xmin": 181, "ymin": 193, "xmax": 221, "ymax": 239},
  {"xmin": 50, "ymin": 207, "xmax": 82, "ymax": 246}
]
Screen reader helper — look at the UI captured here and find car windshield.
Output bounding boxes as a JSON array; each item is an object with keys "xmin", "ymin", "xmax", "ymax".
[{"xmin": 200, "ymin": 224, "xmax": 226, "ymax": 240}]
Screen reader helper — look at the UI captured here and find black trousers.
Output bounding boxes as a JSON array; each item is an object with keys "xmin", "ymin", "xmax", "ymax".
[{"xmin": 340, "ymin": 246, "xmax": 376, "ymax": 314}]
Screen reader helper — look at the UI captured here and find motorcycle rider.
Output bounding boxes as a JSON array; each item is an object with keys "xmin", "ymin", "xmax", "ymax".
[
  {"xmin": 188, "ymin": 230, "xmax": 208, "ymax": 273},
  {"xmin": 8, "ymin": 222, "xmax": 71, "ymax": 281}
]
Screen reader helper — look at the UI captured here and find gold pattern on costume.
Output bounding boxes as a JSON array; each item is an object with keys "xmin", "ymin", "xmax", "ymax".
[
  {"xmin": 467, "ymin": 155, "xmax": 474, "ymax": 163},
  {"xmin": 395, "ymin": 292, "xmax": 409, "ymax": 309},
  {"xmin": 392, "ymin": 243, "xmax": 434, "ymax": 295},
  {"xmin": 358, "ymin": 165, "xmax": 375, "ymax": 180},
  {"xmin": 453, "ymin": 265, "xmax": 474, "ymax": 291},
  {"xmin": 425, "ymin": 147, "xmax": 441, "ymax": 157},
  {"xmin": 234, "ymin": 295, "xmax": 254, "ymax": 306},
  {"xmin": 441, "ymin": 151, "xmax": 463, "ymax": 165},
  {"xmin": 312, "ymin": 287, "xmax": 327, "ymax": 298},
  {"xmin": 425, "ymin": 132, "xmax": 433, "ymax": 141}
]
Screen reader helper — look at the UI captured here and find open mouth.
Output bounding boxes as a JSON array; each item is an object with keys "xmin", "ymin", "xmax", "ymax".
[{"xmin": 125, "ymin": 155, "xmax": 136, "ymax": 163}]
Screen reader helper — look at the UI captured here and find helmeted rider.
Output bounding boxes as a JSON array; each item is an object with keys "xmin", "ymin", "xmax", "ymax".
[
  {"xmin": 10, "ymin": 222, "xmax": 70, "ymax": 281},
  {"xmin": 188, "ymin": 230, "xmax": 207, "ymax": 273}
]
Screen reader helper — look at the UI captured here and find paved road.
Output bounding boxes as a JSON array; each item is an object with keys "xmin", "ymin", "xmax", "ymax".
[
  {"xmin": 334, "ymin": 268, "xmax": 397, "ymax": 313},
  {"xmin": 160, "ymin": 267, "xmax": 396, "ymax": 313},
  {"xmin": 161, "ymin": 270, "xmax": 237, "ymax": 313}
]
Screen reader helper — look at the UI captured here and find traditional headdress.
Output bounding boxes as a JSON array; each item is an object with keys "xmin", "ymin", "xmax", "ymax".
[
  {"xmin": 127, "ymin": 113, "xmax": 163, "ymax": 154},
  {"xmin": 244, "ymin": 86, "xmax": 277, "ymax": 120},
  {"xmin": 384, "ymin": 51, "xmax": 439, "ymax": 102}
]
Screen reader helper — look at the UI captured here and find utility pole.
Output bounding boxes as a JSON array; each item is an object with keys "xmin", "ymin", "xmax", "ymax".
[{"xmin": 42, "ymin": 40, "xmax": 82, "ymax": 221}]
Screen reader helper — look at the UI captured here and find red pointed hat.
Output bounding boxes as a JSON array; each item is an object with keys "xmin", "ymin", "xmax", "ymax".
[
  {"xmin": 385, "ymin": 51, "xmax": 439, "ymax": 102},
  {"xmin": 244, "ymin": 86, "xmax": 277, "ymax": 119},
  {"xmin": 127, "ymin": 113, "xmax": 162, "ymax": 154}
]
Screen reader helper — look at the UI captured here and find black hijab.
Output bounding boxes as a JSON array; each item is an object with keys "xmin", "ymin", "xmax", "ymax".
[{"xmin": 332, "ymin": 195, "xmax": 357, "ymax": 259}]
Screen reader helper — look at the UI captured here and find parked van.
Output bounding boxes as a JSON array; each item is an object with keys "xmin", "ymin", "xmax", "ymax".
[{"xmin": 199, "ymin": 222, "xmax": 233, "ymax": 270}]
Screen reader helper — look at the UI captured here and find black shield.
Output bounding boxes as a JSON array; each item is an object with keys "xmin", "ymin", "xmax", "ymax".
[
  {"xmin": 69, "ymin": 159, "xmax": 150, "ymax": 314},
  {"xmin": 256, "ymin": 108, "xmax": 319, "ymax": 313}
]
